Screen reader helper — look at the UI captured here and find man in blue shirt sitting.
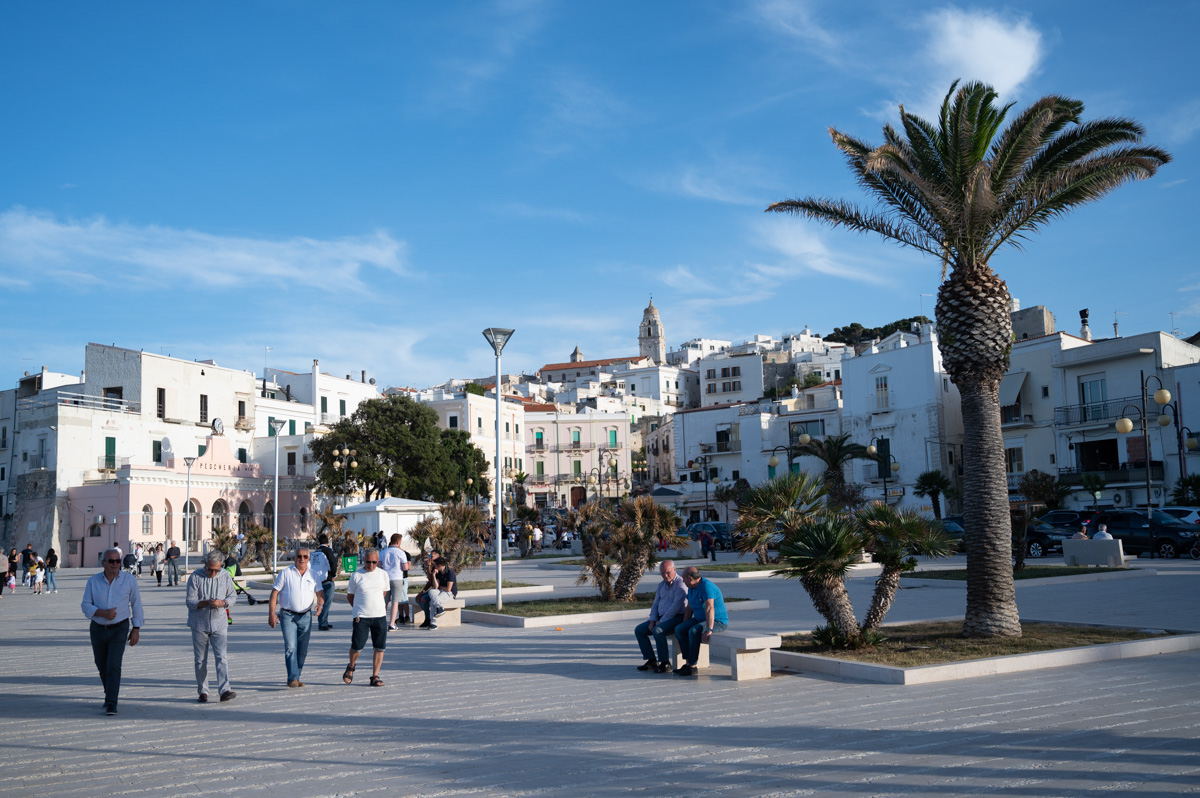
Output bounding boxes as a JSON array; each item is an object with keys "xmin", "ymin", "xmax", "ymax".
[
  {"xmin": 633, "ymin": 560, "xmax": 687, "ymax": 673},
  {"xmin": 675, "ymin": 566, "xmax": 728, "ymax": 676}
]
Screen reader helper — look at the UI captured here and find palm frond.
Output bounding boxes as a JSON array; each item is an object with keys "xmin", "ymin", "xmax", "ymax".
[{"xmin": 766, "ymin": 197, "xmax": 941, "ymax": 256}]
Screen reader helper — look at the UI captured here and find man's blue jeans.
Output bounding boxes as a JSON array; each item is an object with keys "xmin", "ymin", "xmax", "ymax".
[
  {"xmin": 635, "ymin": 615, "xmax": 684, "ymax": 663},
  {"xmin": 278, "ymin": 609, "xmax": 312, "ymax": 682},
  {"xmin": 675, "ymin": 618, "xmax": 727, "ymax": 666},
  {"xmin": 317, "ymin": 581, "xmax": 334, "ymax": 628}
]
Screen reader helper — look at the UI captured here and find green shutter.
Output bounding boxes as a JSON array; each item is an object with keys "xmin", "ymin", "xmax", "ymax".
[
  {"xmin": 340, "ymin": 399, "xmax": 346, "ymax": 416},
  {"xmin": 609, "ymin": 430, "xmax": 617, "ymax": 447},
  {"xmin": 104, "ymin": 437, "xmax": 116, "ymax": 469},
  {"xmin": 321, "ymin": 396, "xmax": 328, "ymax": 413},
  {"xmin": 268, "ymin": 417, "xmax": 275, "ymax": 437},
  {"xmin": 198, "ymin": 444, "xmax": 206, "ymax": 457},
  {"xmin": 289, "ymin": 419, "xmax": 296, "ymax": 435},
  {"xmin": 152, "ymin": 440, "xmax": 162, "ymax": 463}
]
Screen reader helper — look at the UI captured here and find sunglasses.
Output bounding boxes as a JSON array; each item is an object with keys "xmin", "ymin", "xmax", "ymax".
[
  {"xmin": 104, "ymin": 559, "xmax": 121, "ymax": 563},
  {"xmin": 365, "ymin": 560, "xmax": 379, "ymax": 565},
  {"xmin": 295, "ymin": 555, "xmax": 310, "ymax": 560}
]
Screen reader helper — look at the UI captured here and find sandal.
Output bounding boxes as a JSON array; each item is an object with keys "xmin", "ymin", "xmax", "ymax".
[
  {"xmin": 342, "ymin": 665, "xmax": 355, "ymax": 684},
  {"xmin": 369, "ymin": 675, "xmax": 384, "ymax": 687}
]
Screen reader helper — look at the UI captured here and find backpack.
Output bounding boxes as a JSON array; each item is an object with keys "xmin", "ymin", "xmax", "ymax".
[{"xmin": 319, "ymin": 545, "xmax": 339, "ymax": 581}]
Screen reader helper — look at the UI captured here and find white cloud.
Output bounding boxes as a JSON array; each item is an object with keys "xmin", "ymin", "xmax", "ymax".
[
  {"xmin": 753, "ymin": 217, "xmax": 893, "ymax": 286},
  {"xmin": 751, "ymin": 0, "xmax": 838, "ymax": 54},
  {"xmin": 643, "ymin": 151, "xmax": 775, "ymax": 206},
  {"xmin": 0, "ymin": 207, "xmax": 409, "ymax": 293},
  {"xmin": 661, "ymin": 265, "xmax": 718, "ymax": 294},
  {"xmin": 527, "ymin": 74, "xmax": 631, "ymax": 156}
]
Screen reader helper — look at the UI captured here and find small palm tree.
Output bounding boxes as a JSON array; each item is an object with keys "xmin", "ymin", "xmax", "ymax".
[
  {"xmin": 735, "ymin": 472, "xmax": 827, "ymax": 564},
  {"xmin": 210, "ymin": 525, "xmax": 236, "ymax": 558},
  {"xmin": 913, "ymin": 470, "xmax": 953, "ymax": 519},
  {"xmin": 241, "ymin": 522, "xmax": 274, "ymax": 570},
  {"xmin": 769, "ymin": 80, "xmax": 1169, "ymax": 637},
  {"xmin": 1079, "ymin": 473, "xmax": 1107, "ymax": 510},
  {"xmin": 412, "ymin": 502, "xmax": 489, "ymax": 576},
  {"xmin": 1171, "ymin": 474, "xmax": 1200, "ymax": 506},
  {"xmin": 610, "ymin": 497, "xmax": 683, "ymax": 601},
  {"xmin": 570, "ymin": 502, "xmax": 618, "ymax": 601},
  {"xmin": 775, "ymin": 514, "xmax": 865, "ymax": 645},
  {"xmin": 855, "ymin": 503, "xmax": 954, "ymax": 631},
  {"xmin": 792, "ymin": 434, "xmax": 873, "ymax": 509}
]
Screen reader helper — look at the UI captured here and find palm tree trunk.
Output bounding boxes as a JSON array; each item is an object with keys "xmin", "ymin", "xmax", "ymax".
[
  {"xmin": 612, "ymin": 545, "xmax": 648, "ymax": 602},
  {"xmin": 800, "ymin": 575, "xmax": 860, "ymax": 642},
  {"xmin": 861, "ymin": 567, "xmax": 903, "ymax": 632}
]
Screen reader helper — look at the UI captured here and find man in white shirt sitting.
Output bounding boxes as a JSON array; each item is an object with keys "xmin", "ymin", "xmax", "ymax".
[
  {"xmin": 81, "ymin": 547, "xmax": 144, "ymax": 715},
  {"xmin": 1093, "ymin": 523, "xmax": 1114, "ymax": 540},
  {"xmin": 342, "ymin": 548, "xmax": 391, "ymax": 687}
]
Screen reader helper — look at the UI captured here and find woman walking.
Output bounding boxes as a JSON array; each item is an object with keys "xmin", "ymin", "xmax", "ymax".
[
  {"xmin": 152, "ymin": 543, "xmax": 166, "ymax": 586},
  {"xmin": 45, "ymin": 548, "xmax": 59, "ymax": 593}
]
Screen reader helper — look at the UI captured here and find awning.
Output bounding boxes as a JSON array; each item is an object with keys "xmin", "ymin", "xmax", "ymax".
[{"xmin": 998, "ymin": 371, "xmax": 1027, "ymax": 407}]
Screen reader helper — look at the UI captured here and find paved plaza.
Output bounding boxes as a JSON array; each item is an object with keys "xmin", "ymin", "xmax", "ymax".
[{"xmin": 1, "ymin": 556, "xmax": 1198, "ymax": 797}]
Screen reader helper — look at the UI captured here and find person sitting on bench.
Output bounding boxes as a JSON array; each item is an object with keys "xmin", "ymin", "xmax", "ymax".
[{"xmin": 674, "ymin": 566, "xmax": 728, "ymax": 677}]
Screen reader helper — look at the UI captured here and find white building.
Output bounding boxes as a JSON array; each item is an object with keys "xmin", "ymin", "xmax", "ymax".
[
  {"xmin": 667, "ymin": 338, "xmax": 731, "ymax": 367},
  {"xmin": 524, "ymin": 406, "xmax": 632, "ymax": 509},
  {"xmin": 697, "ymin": 351, "xmax": 766, "ymax": 408}
]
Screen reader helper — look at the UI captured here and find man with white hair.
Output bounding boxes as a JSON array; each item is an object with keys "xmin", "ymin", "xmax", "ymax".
[
  {"xmin": 81, "ymin": 547, "xmax": 144, "ymax": 715},
  {"xmin": 186, "ymin": 550, "xmax": 238, "ymax": 703}
]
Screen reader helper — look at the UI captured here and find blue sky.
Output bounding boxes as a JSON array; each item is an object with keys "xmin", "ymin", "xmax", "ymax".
[{"xmin": 2, "ymin": 1, "xmax": 1196, "ymax": 388}]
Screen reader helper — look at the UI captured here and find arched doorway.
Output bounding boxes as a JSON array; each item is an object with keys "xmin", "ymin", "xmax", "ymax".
[
  {"xmin": 238, "ymin": 501, "xmax": 253, "ymax": 531},
  {"xmin": 262, "ymin": 501, "xmax": 274, "ymax": 534},
  {"xmin": 184, "ymin": 499, "xmax": 200, "ymax": 552},
  {"xmin": 211, "ymin": 500, "xmax": 228, "ymax": 533},
  {"xmin": 164, "ymin": 500, "xmax": 173, "ymax": 543},
  {"xmin": 142, "ymin": 505, "xmax": 154, "ymax": 538}
]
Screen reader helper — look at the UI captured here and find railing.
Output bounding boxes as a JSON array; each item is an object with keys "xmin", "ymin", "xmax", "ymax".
[
  {"xmin": 18, "ymin": 390, "xmax": 140, "ymax": 415},
  {"xmin": 97, "ymin": 456, "xmax": 131, "ymax": 470},
  {"xmin": 867, "ymin": 392, "xmax": 894, "ymax": 412},
  {"xmin": 1007, "ymin": 473, "xmax": 1023, "ymax": 490},
  {"xmin": 558, "ymin": 441, "xmax": 596, "ymax": 451},
  {"xmin": 532, "ymin": 442, "xmax": 547, "ymax": 451},
  {"xmin": 1054, "ymin": 395, "xmax": 1140, "ymax": 426},
  {"xmin": 714, "ymin": 440, "xmax": 741, "ymax": 454},
  {"xmin": 1057, "ymin": 464, "xmax": 1165, "ymax": 486},
  {"xmin": 29, "ymin": 454, "xmax": 45, "ymax": 469}
]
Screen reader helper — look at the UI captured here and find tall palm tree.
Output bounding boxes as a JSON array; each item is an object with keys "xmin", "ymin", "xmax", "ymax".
[
  {"xmin": 913, "ymin": 470, "xmax": 953, "ymax": 519},
  {"xmin": 768, "ymin": 81, "xmax": 1170, "ymax": 637},
  {"xmin": 735, "ymin": 472, "xmax": 827, "ymax": 564},
  {"xmin": 855, "ymin": 503, "xmax": 954, "ymax": 632}
]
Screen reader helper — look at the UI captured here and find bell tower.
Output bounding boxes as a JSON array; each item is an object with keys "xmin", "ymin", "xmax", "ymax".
[{"xmin": 638, "ymin": 298, "xmax": 666, "ymax": 364}]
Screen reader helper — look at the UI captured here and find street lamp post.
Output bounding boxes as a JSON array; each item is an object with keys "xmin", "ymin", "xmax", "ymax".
[
  {"xmin": 466, "ymin": 477, "xmax": 474, "ymax": 506},
  {"xmin": 183, "ymin": 456, "xmax": 197, "ymax": 572},
  {"xmin": 767, "ymin": 433, "xmax": 811, "ymax": 478},
  {"xmin": 270, "ymin": 419, "xmax": 286, "ymax": 572},
  {"xmin": 598, "ymin": 447, "xmax": 618, "ymax": 503},
  {"xmin": 1180, "ymin": 425, "xmax": 1198, "ymax": 481},
  {"xmin": 482, "ymin": 326, "xmax": 515, "ymax": 612},
  {"xmin": 1115, "ymin": 370, "xmax": 1172, "ymax": 556},
  {"xmin": 332, "ymin": 442, "xmax": 358, "ymax": 510},
  {"xmin": 866, "ymin": 438, "xmax": 901, "ymax": 505}
]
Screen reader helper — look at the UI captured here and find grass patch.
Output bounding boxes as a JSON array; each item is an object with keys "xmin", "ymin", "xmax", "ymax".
[
  {"xmin": 700, "ymin": 563, "xmax": 780, "ymax": 572},
  {"xmin": 471, "ymin": 594, "xmax": 750, "ymax": 617},
  {"xmin": 902, "ymin": 566, "xmax": 1129, "ymax": 581},
  {"xmin": 782, "ymin": 621, "xmax": 1162, "ymax": 667}
]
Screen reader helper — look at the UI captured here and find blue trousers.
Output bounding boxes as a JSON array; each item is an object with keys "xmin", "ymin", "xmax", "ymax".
[
  {"xmin": 318, "ymin": 581, "xmax": 334, "ymax": 627},
  {"xmin": 675, "ymin": 617, "xmax": 727, "ymax": 665},
  {"xmin": 90, "ymin": 620, "xmax": 129, "ymax": 709},
  {"xmin": 635, "ymin": 615, "xmax": 684, "ymax": 663},
  {"xmin": 278, "ymin": 610, "xmax": 312, "ymax": 682}
]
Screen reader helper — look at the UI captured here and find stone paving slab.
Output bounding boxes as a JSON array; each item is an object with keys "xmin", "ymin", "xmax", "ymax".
[{"xmin": 1, "ymin": 563, "xmax": 1197, "ymax": 797}]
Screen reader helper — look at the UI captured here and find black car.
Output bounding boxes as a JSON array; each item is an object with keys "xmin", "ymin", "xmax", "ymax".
[
  {"xmin": 1023, "ymin": 521, "xmax": 1072, "ymax": 558},
  {"xmin": 682, "ymin": 522, "xmax": 735, "ymax": 550},
  {"xmin": 940, "ymin": 520, "xmax": 966, "ymax": 552},
  {"xmin": 1093, "ymin": 510, "xmax": 1200, "ymax": 559},
  {"xmin": 1034, "ymin": 510, "xmax": 1099, "ymax": 532}
]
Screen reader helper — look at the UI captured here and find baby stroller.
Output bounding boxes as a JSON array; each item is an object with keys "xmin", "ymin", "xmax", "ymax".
[{"xmin": 122, "ymin": 552, "xmax": 139, "ymax": 576}]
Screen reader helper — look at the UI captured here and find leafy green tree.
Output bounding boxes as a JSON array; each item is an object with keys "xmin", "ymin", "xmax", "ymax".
[
  {"xmin": 769, "ymin": 81, "xmax": 1169, "ymax": 637},
  {"xmin": 1079, "ymin": 473, "xmax": 1107, "ymax": 509},
  {"xmin": 464, "ymin": 383, "xmax": 487, "ymax": 397},
  {"xmin": 801, "ymin": 372, "xmax": 825, "ymax": 389},
  {"xmin": 913, "ymin": 470, "xmax": 953, "ymax": 519},
  {"xmin": 825, "ymin": 316, "xmax": 932, "ymax": 345},
  {"xmin": 1170, "ymin": 474, "xmax": 1200, "ymax": 505},
  {"xmin": 1018, "ymin": 469, "xmax": 1072, "ymax": 511},
  {"xmin": 440, "ymin": 428, "xmax": 490, "ymax": 501}
]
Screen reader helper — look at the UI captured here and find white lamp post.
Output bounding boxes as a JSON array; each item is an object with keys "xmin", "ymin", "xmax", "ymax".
[
  {"xmin": 482, "ymin": 326, "xmax": 515, "ymax": 611},
  {"xmin": 270, "ymin": 419, "xmax": 286, "ymax": 572},
  {"xmin": 183, "ymin": 456, "xmax": 197, "ymax": 573}
]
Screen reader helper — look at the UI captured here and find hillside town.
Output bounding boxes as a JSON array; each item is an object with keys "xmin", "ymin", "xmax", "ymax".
[{"xmin": 4, "ymin": 297, "xmax": 1197, "ymax": 567}]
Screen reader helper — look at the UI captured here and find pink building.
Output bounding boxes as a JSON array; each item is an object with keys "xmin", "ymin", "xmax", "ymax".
[{"xmin": 67, "ymin": 434, "xmax": 314, "ymax": 567}]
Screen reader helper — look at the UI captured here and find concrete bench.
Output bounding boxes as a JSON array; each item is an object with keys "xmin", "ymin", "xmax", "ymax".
[
  {"xmin": 707, "ymin": 631, "xmax": 783, "ymax": 681},
  {"xmin": 409, "ymin": 595, "xmax": 466, "ymax": 627},
  {"xmin": 1062, "ymin": 538, "xmax": 1125, "ymax": 567}
]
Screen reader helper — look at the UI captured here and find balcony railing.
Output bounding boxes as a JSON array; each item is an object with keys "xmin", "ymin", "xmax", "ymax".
[
  {"xmin": 558, "ymin": 441, "xmax": 596, "ymax": 451},
  {"xmin": 1054, "ymin": 395, "xmax": 1140, "ymax": 427},
  {"xmin": 18, "ymin": 390, "xmax": 141, "ymax": 415},
  {"xmin": 29, "ymin": 454, "xmax": 45, "ymax": 469},
  {"xmin": 97, "ymin": 456, "xmax": 131, "ymax": 471},
  {"xmin": 714, "ymin": 440, "xmax": 741, "ymax": 454},
  {"xmin": 1006, "ymin": 473, "xmax": 1023, "ymax": 490},
  {"xmin": 866, "ymin": 391, "xmax": 894, "ymax": 412},
  {"xmin": 1057, "ymin": 464, "xmax": 1165, "ymax": 486}
]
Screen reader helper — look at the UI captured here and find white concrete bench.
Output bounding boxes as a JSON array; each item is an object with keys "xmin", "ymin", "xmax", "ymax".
[
  {"xmin": 409, "ymin": 596, "xmax": 467, "ymax": 627},
  {"xmin": 1062, "ymin": 538, "xmax": 1125, "ymax": 567},
  {"xmin": 707, "ymin": 631, "xmax": 783, "ymax": 681},
  {"xmin": 664, "ymin": 635, "xmax": 710, "ymax": 671}
]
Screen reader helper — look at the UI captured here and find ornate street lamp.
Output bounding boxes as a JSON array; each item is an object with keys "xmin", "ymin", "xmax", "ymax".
[
  {"xmin": 332, "ymin": 443, "xmax": 358, "ymax": 510},
  {"xmin": 1115, "ymin": 371, "xmax": 1172, "ymax": 556},
  {"xmin": 866, "ymin": 438, "xmax": 901, "ymax": 505}
]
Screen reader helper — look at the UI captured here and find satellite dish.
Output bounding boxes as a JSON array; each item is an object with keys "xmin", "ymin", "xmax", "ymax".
[{"xmin": 369, "ymin": 378, "xmax": 376, "ymax": 385}]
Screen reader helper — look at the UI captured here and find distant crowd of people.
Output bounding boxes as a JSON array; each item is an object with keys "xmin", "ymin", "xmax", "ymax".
[{"xmin": 3, "ymin": 543, "xmax": 59, "ymax": 597}]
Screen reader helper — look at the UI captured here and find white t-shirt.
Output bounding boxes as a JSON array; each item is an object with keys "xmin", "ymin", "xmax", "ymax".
[
  {"xmin": 379, "ymin": 546, "xmax": 409, "ymax": 581},
  {"xmin": 347, "ymin": 568, "xmax": 391, "ymax": 618}
]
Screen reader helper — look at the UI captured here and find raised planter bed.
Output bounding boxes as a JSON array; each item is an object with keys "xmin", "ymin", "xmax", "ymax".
[{"xmin": 463, "ymin": 598, "xmax": 770, "ymax": 628}]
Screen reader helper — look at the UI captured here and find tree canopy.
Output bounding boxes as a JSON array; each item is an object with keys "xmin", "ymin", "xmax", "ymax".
[{"xmin": 824, "ymin": 316, "xmax": 932, "ymax": 345}]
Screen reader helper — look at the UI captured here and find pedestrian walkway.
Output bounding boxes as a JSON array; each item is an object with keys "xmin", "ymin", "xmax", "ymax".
[{"xmin": 0, "ymin": 561, "xmax": 1196, "ymax": 796}]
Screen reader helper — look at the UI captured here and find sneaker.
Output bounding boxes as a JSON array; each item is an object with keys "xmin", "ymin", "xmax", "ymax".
[
  {"xmin": 674, "ymin": 664, "xmax": 695, "ymax": 677},
  {"xmin": 287, "ymin": 679, "xmax": 302, "ymax": 688},
  {"xmin": 655, "ymin": 661, "xmax": 672, "ymax": 673},
  {"xmin": 388, "ymin": 625, "xmax": 398, "ymax": 631},
  {"xmin": 105, "ymin": 705, "xmax": 118, "ymax": 715},
  {"xmin": 219, "ymin": 691, "xmax": 236, "ymax": 702},
  {"xmin": 319, "ymin": 625, "xmax": 333, "ymax": 631},
  {"xmin": 428, "ymin": 622, "xmax": 438, "ymax": 630},
  {"xmin": 419, "ymin": 620, "xmax": 431, "ymax": 628},
  {"xmin": 198, "ymin": 694, "xmax": 208, "ymax": 703},
  {"xmin": 637, "ymin": 659, "xmax": 657, "ymax": 671},
  {"xmin": 433, "ymin": 606, "xmax": 445, "ymax": 617}
]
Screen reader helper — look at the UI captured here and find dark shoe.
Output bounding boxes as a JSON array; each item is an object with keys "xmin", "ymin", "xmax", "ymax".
[
  {"xmin": 637, "ymin": 659, "xmax": 657, "ymax": 671},
  {"xmin": 369, "ymin": 675, "xmax": 384, "ymax": 687},
  {"xmin": 419, "ymin": 621, "xmax": 431, "ymax": 628},
  {"xmin": 198, "ymin": 694, "xmax": 208, "ymax": 703},
  {"xmin": 433, "ymin": 606, "xmax": 445, "ymax": 616},
  {"xmin": 319, "ymin": 625, "xmax": 333, "ymax": 631},
  {"xmin": 655, "ymin": 661, "xmax": 672, "ymax": 673},
  {"xmin": 219, "ymin": 691, "xmax": 236, "ymax": 702},
  {"xmin": 105, "ymin": 705, "xmax": 117, "ymax": 715},
  {"xmin": 674, "ymin": 664, "xmax": 695, "ymax": 676},
  {"xmin": 287, "ymin": 679, "xmax": 302, "ymax": 688},
  {"xmin": 428, "ymin": 622, "xmax": 438, "ymax": 630}
]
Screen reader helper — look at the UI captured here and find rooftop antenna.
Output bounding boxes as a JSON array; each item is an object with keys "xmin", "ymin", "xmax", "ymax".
[
  {"xmin": 1113, "ymin": 310, "xmax": 1128, "ymax": 338},
  {"xmin": 265, "ymin": 346, "xmax": 273, "ymax": 375},
  {"xmin": 1169, "ymin": 311, "xmax": 1180, "ymax": 338}
]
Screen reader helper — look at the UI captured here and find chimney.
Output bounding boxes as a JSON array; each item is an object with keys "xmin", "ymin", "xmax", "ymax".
[
  {"xmin": 1079, "ymin": 309, "xmax": 1092, "ymax": 342},
  {"xmin": 361, "ymin": 370, "xmax": 366, "ymax": 383}
]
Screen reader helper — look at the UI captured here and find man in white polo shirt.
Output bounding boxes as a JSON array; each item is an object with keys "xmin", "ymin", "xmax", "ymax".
[
  {"xmin": 267, "ymin": 548, "xmax": 323, "ymax": 688},
  {"xmin": 342, "ymin": 548, "xmax": 391, "ymax": 687},
  {"xmin": 379, "ymin": 533, "xmax": 411, "ymax": 629}
]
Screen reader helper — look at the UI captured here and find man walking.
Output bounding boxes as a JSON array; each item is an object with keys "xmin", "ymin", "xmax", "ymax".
[
  {"xmin": 379, "ymin": 533, "xmax": 411, "ymax": 629},
  {"xmin": 311, "ymin": 533, "xmax": 339, "ymax": 631},
  {"xmin": 342, "ymin": 548, "xmax": 391, "ymax": 686},
  {"xmin": 633, "ymin": 560, "xmax": 688, "ymax": 673},
  {"xmin": 80, "ymin": 548, "xmax": 144, "ymax": 715},
  {"xmin": 20, "ymin": 543, "xmax": 34, "ymax": 583},
  {"xmin": 165, "ymin": 540, "xmax": 182, "ymax": 586},
  {"xmin": 415, "ymin": 557, "xmax": 456, "ymax": 630},
  {"xmin": 267, "ymin": 548, "xmax": 323, "ymax": 687},
  {"xmin": 186, "ymin": 551, "xmax": 237, "ymax": 703},
  {"xmin": 674, "ymin": 566, "xmax": 728, "ymax": 677}
]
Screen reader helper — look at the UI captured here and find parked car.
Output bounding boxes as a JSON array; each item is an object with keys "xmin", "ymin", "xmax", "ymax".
[
  {"xmin": 682, "ymin": 521, "xmax": 735, "ymax": 550},
  {"xmin": 1023, "ymin": 521, "xmax": 1073, "ymax": 558},
  {"xmin": 940, "ymin": 520, "xmax": 966, "ymax": 552},
  {"xmin": 1159, "ymin": 506, "xmax": 1200, "ymax": 525},
  {"xmin": 1093, "ymin": 509, "xmax": 1200, "ymax": 559},
  {"xmin": 1033, "ymin": 509, "xmax": 1099, "ymax": 532}
]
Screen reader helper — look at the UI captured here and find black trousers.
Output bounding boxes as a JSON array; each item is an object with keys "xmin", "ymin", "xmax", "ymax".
[{"xmin": 90, "ymin": 620, "xmax": 129, "ymax": 709}]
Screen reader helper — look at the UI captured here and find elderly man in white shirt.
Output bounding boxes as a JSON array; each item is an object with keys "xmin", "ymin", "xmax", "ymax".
[
  {"xmin": 186, "ymin": 550, "xmax": 238, "ymax": 703},
  {"xmin": 81, "ymin": 547, "xmax": 144, "ymax": 715},
  {"xmin": 342, "ymin": 548, "xmax": 392, "ymax": 687},
  {"xmin": 268, "ymin": 548, "xmax": 324, "ymax": 688}
]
